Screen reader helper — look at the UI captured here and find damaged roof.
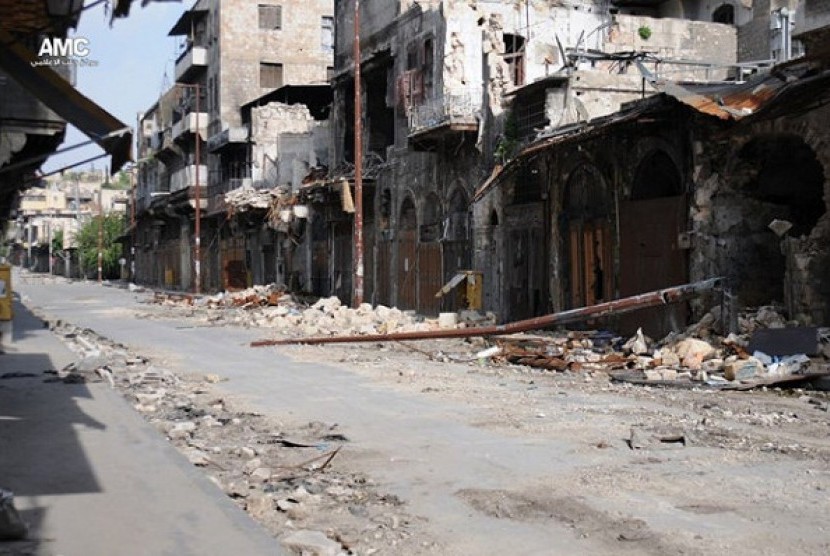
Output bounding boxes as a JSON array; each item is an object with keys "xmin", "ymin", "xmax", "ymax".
[
  {"xmin": 638, "ymin": 54, "xmax": 830, "ymax": 121},
  {"xmin": 474, "ymin": 53, "xmax": 830, "ymax": 202}
]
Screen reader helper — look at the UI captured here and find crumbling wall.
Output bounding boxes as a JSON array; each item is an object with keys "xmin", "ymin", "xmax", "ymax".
[
  {"xmin": 251, "ymin": 103, "xmax": 320, "ymax": 189},
  {"xmin": 608, "ymin": 15, "xmax": 737, "ymax": 80},
  {"xmin": 689, "ymin": 107, "xmax": 830, "ymax": 325}
]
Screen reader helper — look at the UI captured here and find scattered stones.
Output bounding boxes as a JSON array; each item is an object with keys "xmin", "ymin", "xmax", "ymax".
[{"xmin": 281, "ymin": 530, "xmax": 342, "ymax": 556}]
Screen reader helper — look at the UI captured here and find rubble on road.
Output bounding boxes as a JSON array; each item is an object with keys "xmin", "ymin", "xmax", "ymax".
[
  {"xmin": 145, "ymin": 281, "xmax": 830, "ymax": 392},
  {"xmin": 150, "ymin": 285, "xmax": 496, "ymax": 338},
  {"xmin": 39, "ymin": 317, "xmax": 432, "ymax": 555}
]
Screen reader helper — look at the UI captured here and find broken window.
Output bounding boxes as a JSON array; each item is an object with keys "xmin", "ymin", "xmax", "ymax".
[
  {"xmin": 364, "ymin": 60, "xmax": 395, "ymax": 159},
  {"xmin": 502, "ymin": 34, "xmax": 526, "ymax": 87},
  {"xmin": 423, "ymin": 37, "xmax": 434, "ymax": 94},
  {"xmin": 260, "ymin": 62, "xmax": 283, "ymax": 89},
  {"xmin": 258, "ymin": 4, "xmax": 282, "ymax": 30},
  {"xmin": 321, "ymin": 16, "xmax": 334, "ymax": 53},
  {"xmin": 712, "ymin": 4, "xmax": 735, "ymax": 25}
]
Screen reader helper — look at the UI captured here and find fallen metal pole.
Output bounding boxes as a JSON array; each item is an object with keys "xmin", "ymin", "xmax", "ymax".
[{"xmin": 251, "ymin": 277, "xmax": 724, "ymax": 347}]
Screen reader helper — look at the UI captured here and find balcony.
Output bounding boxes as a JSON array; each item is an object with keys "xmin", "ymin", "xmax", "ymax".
[
  {"xmin": 407, "ymin": 89, "xmax": 481, "ymax": 151},
  {"xmin": 172, "ymin": 111, "xmax": 208, "ymax": 141},
  {"xmin": 175, "ymin": 45, "xmax": 208, "ymax": 83},
  {"xmin": 207, "ymin": 125, "xmax": 250, "ymax": 152},
  {"xmin": 169, "ymin": 165, "xmax": 208, "ymax": 193}
]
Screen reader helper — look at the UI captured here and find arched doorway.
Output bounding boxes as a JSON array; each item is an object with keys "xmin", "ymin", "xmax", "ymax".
[
  {"xmin": 619, "ymin": 149, "xmax": 687, "ymax": 336},
  {"xmin": 418, "ymin": 193, "xmax": 443, "ymax": 315},
  {"xmin": 375, "ymin": 188, "xmax": 393, "ymax": 305},
  {"xmin": 729, "ymin": 134, "xmax": 825, "ymax": 320},
  {"xmin": 443, "ymin": 187, "xmax": 472, "ymax": 311},
  {"xmin": 563, "ymin": 164, "xmax": 613, "ymax": 310},
  {"xmin": 396, "ymin": 196, "xmax": 418, "ymax": 309}
]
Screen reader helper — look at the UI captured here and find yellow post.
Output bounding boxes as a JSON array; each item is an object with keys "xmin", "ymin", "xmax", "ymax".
[{"xmin": 0, "ymin": 263, "xmax": 13, "ymax": 348}]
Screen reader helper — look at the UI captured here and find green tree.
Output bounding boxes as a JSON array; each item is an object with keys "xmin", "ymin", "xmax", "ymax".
[
  {"xmin": 75, "ymin": 214, "xmax": 125, "ymax": 279},
  {"xmin": 51, "ymin": 229, "xmax": 64, "ymax": 255}
]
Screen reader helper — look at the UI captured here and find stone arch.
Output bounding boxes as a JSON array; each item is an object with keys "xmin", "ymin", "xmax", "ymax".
[
  {"xmin": 712, "ymin": 3, "xmax": 735, "ymax": 25},
  {"xmin": 420, "ymin": 192, "xmax": 442, "ymax": 242},
  {"xmin": 723, "ymin": 133, "xmax": 827, "ymax": 319},
  {"xmin": 399, "ymin": 195, "xmax": 417, "ymax": 230},
  {"xmin": 562, "ymin": 163, "xmax": 613, "ymax": 309},
  {"xmin": 445, "ymin": 186, "xmax": 469, "ymax": 242},
  {"xmin": 631, "ymin": 149, "xmax": 684, "ymax": 200}
]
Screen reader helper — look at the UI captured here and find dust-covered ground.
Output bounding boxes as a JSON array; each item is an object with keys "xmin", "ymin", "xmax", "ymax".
[{"xmin": 16, "ymin": 274, "xmax": 830, "ymax": 555}]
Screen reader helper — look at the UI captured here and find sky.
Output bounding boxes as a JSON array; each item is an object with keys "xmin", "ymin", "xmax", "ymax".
[{"xmin": 42, "ymin": 0, "xmax": 188, "ymax": 175}]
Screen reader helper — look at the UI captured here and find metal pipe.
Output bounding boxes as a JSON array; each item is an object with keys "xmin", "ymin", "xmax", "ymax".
[
  {"xmin": 353, "ymin": 0, "xmax": 364, "ymax": 307},
  {"xmin": 251, "ymin": 277, "xmax": 723, "ymax": 347}
]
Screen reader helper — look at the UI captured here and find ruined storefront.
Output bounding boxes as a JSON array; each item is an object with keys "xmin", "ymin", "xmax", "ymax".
[{"xmin": 475, "ymin": 54, "xmax": 830, "ymax": 335}]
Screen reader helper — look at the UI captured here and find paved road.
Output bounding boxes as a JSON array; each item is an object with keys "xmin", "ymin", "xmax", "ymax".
[
  {"xmin": 17, "ymin": 274, "xmax": 828, "ymax": 555},
  {"xmin": 14, "ymin": 275, "xmax": 596, "ymax": 555},
  {"xmin": 0, "ymin": 284, "xmax": 279, "ymax": 556}
]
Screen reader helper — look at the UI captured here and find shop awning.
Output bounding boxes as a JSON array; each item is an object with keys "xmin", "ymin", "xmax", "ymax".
[{"xmin": 0, "ymin": 28, "xmax": 133, "ymax": 173}]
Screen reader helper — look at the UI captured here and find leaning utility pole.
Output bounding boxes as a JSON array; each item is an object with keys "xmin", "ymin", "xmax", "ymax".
[{"xmin": 352, "ymin": 0, "xmax": 364, "ymax": 306}]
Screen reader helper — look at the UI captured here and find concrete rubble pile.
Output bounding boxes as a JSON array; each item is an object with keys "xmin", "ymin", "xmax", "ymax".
[
  {"xmin": 40, "ymin": 317, "xmax": 428, "ymax": 555},
  {"xmin": 152, "ymin": 287, "xmax": 495, "ymax": 338},
  {"xmin": 490, "ymin": 304, "xmax": 830, "ymax": 390}
]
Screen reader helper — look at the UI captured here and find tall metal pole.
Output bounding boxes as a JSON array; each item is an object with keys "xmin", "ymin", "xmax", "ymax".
[
  {"xmin": 130, "ymin": 167, "xmax": 136, "ymax": 281},
  {"xmin": 47, "ymin": 217, "xmax": 53, "ymax": 275},
  {"xmin": 97, "ymin": 186, "xmax": 103, "ymax": 283},
  {"xmin": 194, "ymin": 83, "xmax": 202, "ymax": 294},
  {"xmin": 353, "ymin": 0, "xmax": 364, "ymax": 306}
]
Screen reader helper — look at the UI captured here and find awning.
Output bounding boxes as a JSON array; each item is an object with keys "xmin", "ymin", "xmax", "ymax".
[
  {"xmin": 168, "ymin": 7, "xmax": 208, "ymax": 36},
  {"xmin": 0, "ymin": 28, "xmax": 133, "ymax": 173}
]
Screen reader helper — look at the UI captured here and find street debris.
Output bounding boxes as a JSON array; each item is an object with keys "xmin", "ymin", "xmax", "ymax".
[
  {"xmin": 145, "ymin": 277, "xmax": 830, "ymax": 393},
  {"xmin": 41, "ymin": 316, "xmax": 430, "ymax": 555}
]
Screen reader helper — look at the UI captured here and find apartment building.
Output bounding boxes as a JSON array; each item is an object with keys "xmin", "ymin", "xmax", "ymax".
[{"xmin": 134, "ymin": 0, "xmax": 333, "ymax": 290}]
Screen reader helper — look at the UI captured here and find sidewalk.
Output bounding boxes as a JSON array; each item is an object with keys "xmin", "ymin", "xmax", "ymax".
[{"xmin": 0, "ymin": 300, "xmax": 280, "ymax": 556}]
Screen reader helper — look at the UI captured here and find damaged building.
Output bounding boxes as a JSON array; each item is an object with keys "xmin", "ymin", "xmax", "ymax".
[
  {"xmin": 132, "ymin": 0, "xmax": 828, "ymax": 337},
  {"xmin": 324, "ymin": 0, "xmax": 801, "ymax": 320},
  {"xmin": 133, "ymin": 0, "xmax": 333, "ymax": 291}
]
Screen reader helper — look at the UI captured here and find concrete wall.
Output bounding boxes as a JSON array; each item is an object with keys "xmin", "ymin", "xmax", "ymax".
[
  {"xmin": 218, "ymin": 0, "xmax": 333, "ymax": 129},
  {"xmin": 250, "ymin": 102, "xmax": 329, "ymax": 190}
]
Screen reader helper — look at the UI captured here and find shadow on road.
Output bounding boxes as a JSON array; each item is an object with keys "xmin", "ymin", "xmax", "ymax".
[{"xmin": 0, "ymin": 300, "xmax": 103, "ymax": 549}]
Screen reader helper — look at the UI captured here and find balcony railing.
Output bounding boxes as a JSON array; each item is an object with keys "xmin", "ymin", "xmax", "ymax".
[
  {"xmin": 172, "ymin": 111, "xmax": 208, "ymax": 141},
  {"xmin": 408, "ymin": 88, "xmax": 482, "ymax": 133},
  {"xmin": 175, "ymin": 44, "xmax": 208, "ymax": 83},
  {"xmin": 170, "ymin": 165, "xmax": 208, "ymax": 192}
]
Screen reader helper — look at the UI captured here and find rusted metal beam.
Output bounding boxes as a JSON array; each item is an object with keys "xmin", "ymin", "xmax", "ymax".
[{"xmin": 250, "ymin": 277, "xmax": 723, "ymax": 347}]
